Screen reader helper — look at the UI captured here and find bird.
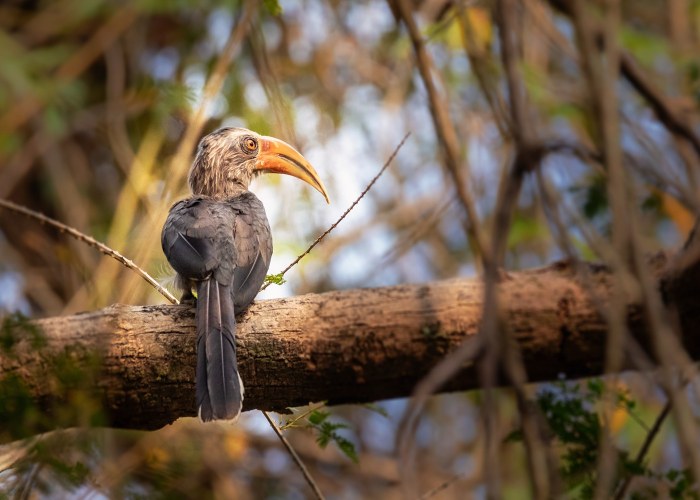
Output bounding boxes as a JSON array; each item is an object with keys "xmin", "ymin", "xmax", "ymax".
[{"xmin": 161, "ymin": 127, "xmax": 329, "ymax": 422}]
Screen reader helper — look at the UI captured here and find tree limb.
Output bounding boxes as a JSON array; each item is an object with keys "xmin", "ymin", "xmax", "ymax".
[{"xmin": 4, "ymin": 249, "xmax": 697, "ymax": 434}]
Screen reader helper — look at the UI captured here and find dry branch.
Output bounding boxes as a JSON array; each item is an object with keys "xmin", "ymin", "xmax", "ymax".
[{"xmin": 4, "ymin": 249, "xmax": 700, "ymax": 434}]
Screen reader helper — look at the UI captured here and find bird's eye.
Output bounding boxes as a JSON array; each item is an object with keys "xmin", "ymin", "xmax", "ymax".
[{"xmin": 243, "ymin": 137, "xmax": 257, "ymax": 153}]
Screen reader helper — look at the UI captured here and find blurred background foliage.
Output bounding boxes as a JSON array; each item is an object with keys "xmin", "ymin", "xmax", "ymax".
[{"xmin": 1, "ymin": 0, "xmax": 700, "ymax": 497}]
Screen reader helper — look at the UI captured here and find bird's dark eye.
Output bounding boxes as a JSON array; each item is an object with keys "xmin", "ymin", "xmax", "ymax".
[{"xmin": 243, "ymin": 137, "xmax": 258, "ymax": 153}]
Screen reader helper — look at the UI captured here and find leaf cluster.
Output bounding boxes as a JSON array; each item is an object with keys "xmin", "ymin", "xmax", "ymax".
[
  {"xmin": 263, "ymin": 273, "xmax": 287, "ymax": 286},
  {"xmin": 307, "ymin": 410, "xmax": 358, "ymax": 464},
  {"xmin": 281, "ymin": 405, "xmax": 359, "ymax": 464},
  {"xmin": 508, "ymin": 379, "xmax": 697, "ymax": 498}
]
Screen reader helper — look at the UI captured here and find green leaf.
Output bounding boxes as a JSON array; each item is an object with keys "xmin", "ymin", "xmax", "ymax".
[
  {"xmin": 335, "ymin": 435, "xmax": 358, "ymax": 464},
  {"xmin": 667, "ymin": 469, "xmax": 680, "ymax": 482},
  {"xmin": 308, "ymin": 410, "xmax": 329, "ymax": 425},
  {"xmin": 586, "ymin": 379, "xmax": 604, "ymax": 398},
  {"xmin": 305, "ymin": 410, "xmax": 359, "ymax": 463},
  {"xmin": 619, "ymin": 27, "xmax": 668, "ymax": 66},
  {"xmin": 507, "ymin": 212, "xmax": 546, "ymax": 249},
  {"xmin": 504, "ymin": 429, "xmax": 524, "ymax": 443},
  {"xmin": 262, "ymin": 0, "xmax": 282, "ymax": 16},
  {"xmin": 43, "ymin": 105, "xmax": 66, "ymax": 136},
  {"xmin": 582, "ymin": 175, "xmax": 608, "ymax": 220},
  {"xmin": 362, "ymin": 403, "xmax": 389, "ymax": 418},
  {"xmin": 313, "ymin": 421, "xmax": 356, "ymax": 463},
  {"xmin": 264, "ymin": 273, "xmax": 287, "ymax": 286}
]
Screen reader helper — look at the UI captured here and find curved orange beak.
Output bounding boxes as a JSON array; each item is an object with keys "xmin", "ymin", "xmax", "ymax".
[{"xmin": 254, "ymin": 136, "xmax": 330, "ymax": 203}]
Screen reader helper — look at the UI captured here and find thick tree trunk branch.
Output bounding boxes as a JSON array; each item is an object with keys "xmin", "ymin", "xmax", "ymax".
[{"xmin": 3, "ymin": 250, "xmax": 699, "ymax": 433}]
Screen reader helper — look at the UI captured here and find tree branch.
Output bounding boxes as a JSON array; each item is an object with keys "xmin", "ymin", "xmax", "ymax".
[{"xmin": 5, "ymin": 248, "xmax": 699, "ymax": 435}]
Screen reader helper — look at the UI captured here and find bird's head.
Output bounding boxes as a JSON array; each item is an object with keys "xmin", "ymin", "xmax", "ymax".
[{"xmin": 189, "ymin": 127, "xmax": 329, "ymax": 202}]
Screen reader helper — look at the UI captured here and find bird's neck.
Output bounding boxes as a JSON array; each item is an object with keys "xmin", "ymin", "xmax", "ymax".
[
  {"xmin": 194, "ymin": 181, "xmax": 249, "ymax": 199},
  {"xmin": 225, "ymin": 178, "xmax": 251, "ymax": 198},
  {"xmin": 189, "ymin": 165, "xmax": 251, "ymax": 199}
]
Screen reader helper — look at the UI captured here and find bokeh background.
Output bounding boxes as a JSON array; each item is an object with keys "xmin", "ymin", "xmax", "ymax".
[{"xmin": 1, "ymin": 0, "xmax": 700, "ymax": 498}]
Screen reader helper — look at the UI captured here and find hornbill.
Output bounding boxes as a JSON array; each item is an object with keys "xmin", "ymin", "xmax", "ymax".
[{"xmin": 161, "ymin": 127, "xmax": 329, "ymax": 422}]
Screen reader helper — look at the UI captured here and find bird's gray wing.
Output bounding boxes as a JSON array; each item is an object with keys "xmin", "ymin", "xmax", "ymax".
[
  {"xmin": 229, "ymin": 192, "xmax": 273, "ymax": 310},
  {"xmin": 161, "ymin": 197, "xmax": 235, "ymax": 285},
  {"xmin": 162, "ymin": 197, "xmax": 242, "ymax": 422}
]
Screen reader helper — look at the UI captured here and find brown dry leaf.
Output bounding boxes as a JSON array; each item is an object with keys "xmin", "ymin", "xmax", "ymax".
[{"xmin": 660, "ymin": 190, "xmax": 694, "ymax": 238}]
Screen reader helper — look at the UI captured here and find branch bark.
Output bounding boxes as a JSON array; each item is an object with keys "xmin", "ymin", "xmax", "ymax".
[{"xmin": 5, "ymin": 248, "xmax": 699, "ymax": 434}]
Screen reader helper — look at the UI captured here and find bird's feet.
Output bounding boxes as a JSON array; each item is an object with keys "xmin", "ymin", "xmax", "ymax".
[{"xmin": 180, "ymin": 289, "xmax": 196, "ymax": 306}]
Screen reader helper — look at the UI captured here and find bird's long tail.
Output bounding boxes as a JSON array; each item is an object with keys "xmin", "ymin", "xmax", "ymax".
[{"xmin": 196, "ymin": 279, "xmax": 244, "ymax": 422}]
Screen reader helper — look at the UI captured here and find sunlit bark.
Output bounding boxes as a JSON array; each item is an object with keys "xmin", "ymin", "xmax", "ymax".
[{"xmin": 4, "ymin": 246, "xmax": 697, "ymax": 432}]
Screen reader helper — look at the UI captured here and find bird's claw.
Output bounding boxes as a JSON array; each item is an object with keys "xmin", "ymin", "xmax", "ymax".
[{"xmin": 180, "ymin": 290, "xmax": 197, "ymax": 306}]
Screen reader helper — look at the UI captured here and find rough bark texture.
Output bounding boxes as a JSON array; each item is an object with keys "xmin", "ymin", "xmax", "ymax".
[{"xmin": 2, "ymin": 251, "xmax": 698, "ymax": 432}]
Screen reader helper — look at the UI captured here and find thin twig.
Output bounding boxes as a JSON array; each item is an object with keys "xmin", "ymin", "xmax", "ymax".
[
  {"xmin": 394, "ymin": 0, "xmax": 486, "ymax": 262},
  {"xmin": 0, "ymin": 198, "xmax": 178, "ymax": 305},
  {"xmin": 613, "ymin": 402, "xmax": 671, "ymax": 500},
  {"xmin": 419, "ymin": 473, "xmax": 462, "ymax": 499},
  {"xmin": 620, "ymin": 55, "xmax": 700, "ymax": 158},
  {"xmin": 466, "ymin": 2, "xmax": 557, "ymax": 497},
  {"xmin": 260, "ymin": 132, "xmax": 410, "ymax": 291},
  {"xmin": 566, "ymin": 1, "xmax": 630, "ymax": 497},
  {"xmin": 262, "ymin": 411, "xmax": 326, "ymax": 500},
  {"xmin": 280, "ymin": 402, "xmax": 327, "ymax": 431},
  {"xmin": 396, "ymin": 336, "xmax": 483, "ymax": 484}
]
